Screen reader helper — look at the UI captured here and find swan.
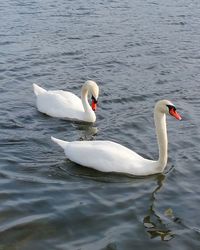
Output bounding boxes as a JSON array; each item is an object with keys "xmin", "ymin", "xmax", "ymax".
[
  {"xmin": 51, "ymin": 100, "xmax": 182, "ymax": 176},
  {"xmin": 33, "ymin": 80, "xmax": 99, "ymax": 123}
]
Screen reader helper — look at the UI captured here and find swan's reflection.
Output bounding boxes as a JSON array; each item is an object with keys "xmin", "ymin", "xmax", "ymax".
[
  {"xmin": 143, "ymin": 174, "xmax": 174, "ymax": 241},
  {"xmin": 72, "ymin": 123, "xmax": 98, "ymax": 141}
]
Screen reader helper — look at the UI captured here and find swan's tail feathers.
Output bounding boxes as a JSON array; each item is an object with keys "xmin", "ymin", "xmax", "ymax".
[
  {"xmin": 51, "ymin": 136, "xmax": 69, "ymax": 150},
  {"xmin": 33, "ymin": 83, "xmax": 46, "ymax": 96}
]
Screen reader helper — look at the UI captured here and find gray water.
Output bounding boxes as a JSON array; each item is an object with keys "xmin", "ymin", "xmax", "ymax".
[{"xmin": 0, "ymin": 0, "xmax": 200, "ymax": 249}]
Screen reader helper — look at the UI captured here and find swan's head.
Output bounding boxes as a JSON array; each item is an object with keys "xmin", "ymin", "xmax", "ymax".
[
  {"xmin": 83, "ymin": 80, "xmax": 99, "ymax": 111},
  {"xmin": 155, "ymin": 100, "xmax": 182, "ymax": 120}
]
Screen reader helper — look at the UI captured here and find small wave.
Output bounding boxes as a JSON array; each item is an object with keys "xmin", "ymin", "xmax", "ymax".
[{"xmin": 0, "ymin": 213, "xmax": 52, "ymax": 234}]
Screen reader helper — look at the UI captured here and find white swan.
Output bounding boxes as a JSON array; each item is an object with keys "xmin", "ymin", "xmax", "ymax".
[
  {"xmin": 51, "ymin": 100, "xmax": 182, "ymax": 176},
  {"xmin": 33, "ymin": 80, "xmax": 99, "ymax": 123}
]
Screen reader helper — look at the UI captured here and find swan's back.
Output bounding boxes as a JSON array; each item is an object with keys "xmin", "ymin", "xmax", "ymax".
[
  {"xmin": 34, "ymin": 87, "xmax": 84, "ymax": 118},
  {"xmin": 64, "ymin": 140, "xmax": 157, "ymax": 175}
]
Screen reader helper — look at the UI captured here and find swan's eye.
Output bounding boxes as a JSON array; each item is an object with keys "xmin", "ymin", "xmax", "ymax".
[{"xmin": 91, "ymin": 96, "xmax": 98, "ymax": 104}]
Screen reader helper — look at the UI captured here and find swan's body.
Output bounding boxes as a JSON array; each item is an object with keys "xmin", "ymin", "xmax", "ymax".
[
  {"xmin": 51, "ymin": 138, "xmax": 160, "ymax": 175},
  {"xmin": 51, "ymin": 100, "xmax": 182, "ymax": 176},
  {"xmin": 33, "ymin": 80, "xmax": 99, "ymax": 123}
]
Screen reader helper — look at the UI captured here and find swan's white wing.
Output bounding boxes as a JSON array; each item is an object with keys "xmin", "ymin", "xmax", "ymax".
[
  {"xmin": 64, "ymin": 141, "xmax": 156, "ymax": 175},
  {"xmin": 36, "ymin": 90, "xmax": 84, "ymax": 119},
  {"xmin": 50, "ymin": 90, "xmax": 82, "ymax": 105}
]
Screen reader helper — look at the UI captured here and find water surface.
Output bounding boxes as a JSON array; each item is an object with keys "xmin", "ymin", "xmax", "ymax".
[{"xmin": 0, "ymin": 0, "xmax": 200, "ymax": 249}]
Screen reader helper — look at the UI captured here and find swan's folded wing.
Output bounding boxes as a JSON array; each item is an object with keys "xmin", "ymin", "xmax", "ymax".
[
  {"xmin": 36, "ymin": 90, "xmax": 84, "ymax": 118},
  {"xmin": 64, "ymin": 141, "xmax": 151, "ymax": 174}
]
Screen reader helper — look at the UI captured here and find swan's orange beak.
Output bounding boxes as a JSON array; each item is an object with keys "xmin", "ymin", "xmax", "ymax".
[
  {"xmin": 169, "ymin": 109, "xmax": 182, "ymax": 120},
  {"xmin": 91, "ymin": 97, "xmax": 97, "ymax": 111},
  {"xmin": 91, "ymin": 100, "xmax": 97, "ymax": 111}
]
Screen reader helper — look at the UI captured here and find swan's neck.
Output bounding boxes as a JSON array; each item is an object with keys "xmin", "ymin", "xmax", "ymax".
[
  {"xmin": 81, "ymin": 86, "xmax": 94, "ymax": 120},
  {"xmin": 154, "ymin": 110, "xmax": 168, "ymax": 171}
]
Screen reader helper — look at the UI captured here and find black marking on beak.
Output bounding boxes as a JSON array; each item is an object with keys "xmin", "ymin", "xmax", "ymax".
[
  {"xmin": 92, "ymin": 95, "xmax": 98, "ymax": 104},
  {"xmin": 166, "ymin": 104, "xmax": 176, "ymax": 112}
]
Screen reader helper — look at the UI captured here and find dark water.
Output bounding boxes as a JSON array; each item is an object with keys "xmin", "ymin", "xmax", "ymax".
[{"xmin": 0, "ymin": 0, "xmax": 200, "ymax": 249}]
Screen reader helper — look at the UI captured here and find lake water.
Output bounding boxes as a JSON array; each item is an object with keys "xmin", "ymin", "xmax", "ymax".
[{"xmin": 0, "ymin": 0, "xmax": 200, "ymax": 249}]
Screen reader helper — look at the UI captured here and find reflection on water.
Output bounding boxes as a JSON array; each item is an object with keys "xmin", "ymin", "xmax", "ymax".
[
  {"xmin": 75, "ymin": 124, "xmax": 98, "ymax": 141},
  {"xmin": 143, "ymin": 174, "xmax": 174, "ymax": 241},
  {"xmin": 1, "ymin": 0, "xmax": 200, "ymax": 249},
  {"xmin": 143, "ymin": 173, "xmax": 197, "ymax": 242}
]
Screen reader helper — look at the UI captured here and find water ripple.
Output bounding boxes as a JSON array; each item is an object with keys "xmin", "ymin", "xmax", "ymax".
[{"xmin": 0, "ymin": 0, "xmax": 200, "ymax": 249}]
